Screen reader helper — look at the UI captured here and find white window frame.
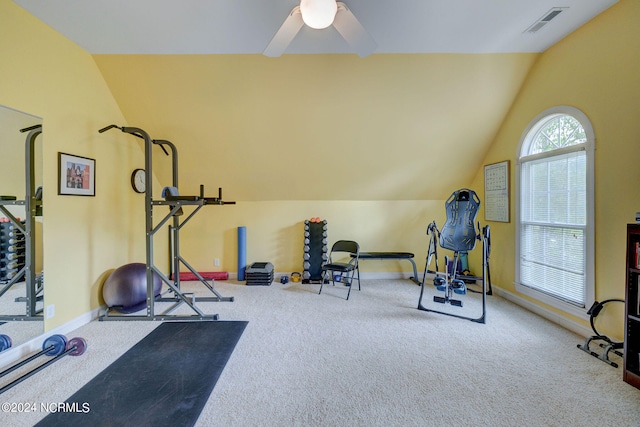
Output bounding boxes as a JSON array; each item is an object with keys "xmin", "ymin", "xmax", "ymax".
[{"xmin": 515, "ymin": 106, "xmax": 595, "ymax": 319}]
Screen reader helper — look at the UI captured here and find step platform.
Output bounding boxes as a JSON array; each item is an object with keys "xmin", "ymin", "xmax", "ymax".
[{"xmin": 245, "ymin": 262, "xmax": 274, "ymax": 286}]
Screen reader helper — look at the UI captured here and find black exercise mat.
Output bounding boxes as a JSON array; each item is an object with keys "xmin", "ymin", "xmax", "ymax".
[{"xmin": 36, "ymin": 321, "xmax": 247, "ymax": 427}]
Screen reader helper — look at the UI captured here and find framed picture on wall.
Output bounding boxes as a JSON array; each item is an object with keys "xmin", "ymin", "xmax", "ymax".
[
  {"xmin": 484, "ymin": 160, "xmax": 510, "ymax": 222},
  {"xmin": 58, "ymin": 152, "xmax": 96, "ymax": 196}
]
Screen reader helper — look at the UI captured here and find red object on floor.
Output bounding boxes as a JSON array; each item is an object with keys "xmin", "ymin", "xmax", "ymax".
[{"xmin": 171, "ymin": 271, "xmax": 229, "ymax": 281}]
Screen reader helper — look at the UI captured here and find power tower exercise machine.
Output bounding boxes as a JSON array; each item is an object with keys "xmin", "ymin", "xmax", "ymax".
[
  {"xmin": 98, "ymin": 125, "xmax": 234, "ymax": 321},
  {"xmin": 417, "ymin": 189, "xmax": 490, "ymax": 323},
  {"xmin": 0, "ymin": 124, "xmax": 43, "ymax": 321}
]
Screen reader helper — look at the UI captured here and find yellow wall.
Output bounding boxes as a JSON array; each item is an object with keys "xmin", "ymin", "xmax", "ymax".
[
  {"xmin": 0, "ymin": 106, "xmax": 41, "ymax": 198},
  {"xmin": 0, "ymin": 1, "xmax": 149, "ymax": 329},
  {"xmin": 92, "ymin": 53, "xmax": 538, "ymax": 202},
  {"xmin": 90, "ymin": 53, "xmax": 536, "ymax": 280},
  {"xmin": 176, "ymin": 200, "xmax": 446, "ymax": 275},
  {"xmin": 0, "ymin": 106, "xmax": 41, "ymax": 223},
  {"xmin": 470, "ymin": 0, "xmax": 640, "ymax": 339},
  {"xmin": 3, "ymin": 0, "xmax": 637, "ymax": 342}
]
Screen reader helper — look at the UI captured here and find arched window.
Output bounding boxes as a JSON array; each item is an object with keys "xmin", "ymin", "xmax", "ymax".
[{"xmin": 516, "ymin": 106, "xmax": 594, "ymax": 317}]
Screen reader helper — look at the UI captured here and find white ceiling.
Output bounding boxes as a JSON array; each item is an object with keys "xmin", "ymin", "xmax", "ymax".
[{"xmin": 14, "ymin": 0, "xmax": 617, "ymax": 55}]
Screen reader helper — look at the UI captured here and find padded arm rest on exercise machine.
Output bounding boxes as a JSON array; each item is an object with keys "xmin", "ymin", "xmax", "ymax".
[
  {"xmin": 199, "ymin": 185, "xmax": 235, "ymax": 205},
  {"xmin": 162, "ymin": 186, "xmax": 198, "ymax": 201},
  {"xmin": 203, "ymin": 198, "xmax": 236, "ymax": 205},
  {"xmin": 162, "ymin": 196, "xmax": 237, "ymax": 204},
  {"xmin": 162, "ymin": 185, "xmax": 235, "ymax": 205},
  {"xmin": 164, "ymin": 195, "xmax": 200, "ymax": 202},
  {"xmin": 161, "ymin": 195, "xmax": 236, "ymax": 205}
]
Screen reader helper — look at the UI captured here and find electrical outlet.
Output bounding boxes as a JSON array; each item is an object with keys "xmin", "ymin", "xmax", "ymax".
[
  {"xmin": 46, "ymin": 304, "xmax": 55, "ymax": 319},
  {"xmin": 214, "ymin": 258, "xmax": 220, "ymax": 267}
]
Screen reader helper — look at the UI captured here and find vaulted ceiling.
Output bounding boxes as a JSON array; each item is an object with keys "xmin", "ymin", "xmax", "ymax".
[
  {"xmin": 14, "ymin": 0, "xmax": 617, "ymax": 55},
  {"xmin": 12, "ymin": 0, "xmax": 618, "ymax": 200}
]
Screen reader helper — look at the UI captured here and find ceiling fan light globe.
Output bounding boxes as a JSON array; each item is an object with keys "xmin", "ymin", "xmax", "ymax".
[{"xmin": 300, "ymin": 0, "xmax": 338, "ymax": 29}]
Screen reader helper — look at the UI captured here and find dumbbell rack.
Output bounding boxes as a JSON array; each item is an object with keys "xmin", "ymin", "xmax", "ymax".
[
  {"xmin": 302, "ymin": 219, "xmax": 328, "ymax": 283},
  {"xmin": 0, "ymin": 221, "xmax": 26, "ymax": 284},
  {"xmin": 0, "ymin": 124, "xmax": 43, "ymax": 321}
]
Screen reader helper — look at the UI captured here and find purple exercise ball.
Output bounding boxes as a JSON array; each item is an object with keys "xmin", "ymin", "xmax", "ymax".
[{"xmin": 102, "ymin": 263, "xmax": 162, "ymax": 313}]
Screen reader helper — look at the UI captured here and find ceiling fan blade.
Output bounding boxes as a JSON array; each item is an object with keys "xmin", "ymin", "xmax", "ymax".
[
  {"xmin": 264, "ymin": 6, "xmax": 304, "ymax": 57},
  {"xmin": 333, "ymin": 2, "xmax": 377, "ymax": 58}
]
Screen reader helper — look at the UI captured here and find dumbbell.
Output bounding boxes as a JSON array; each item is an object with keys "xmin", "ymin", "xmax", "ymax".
[
  {"xmin": 0, "ymin": 334, "xmax": 87, "ymax": 394},
  {"xmin": 0, "ymin": 335, "xmax": 11, "ymax": 352}
]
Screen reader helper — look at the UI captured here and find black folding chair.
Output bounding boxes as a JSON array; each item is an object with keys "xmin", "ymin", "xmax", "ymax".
[{"xmin": 319, "ymin": 240, "xmax": 361, "ymax": 300}]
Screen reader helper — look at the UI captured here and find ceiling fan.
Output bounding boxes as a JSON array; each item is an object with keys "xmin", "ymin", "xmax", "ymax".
[{"xmin": 264, "ymin": 0, "xmax": 377, "ymax": 58}]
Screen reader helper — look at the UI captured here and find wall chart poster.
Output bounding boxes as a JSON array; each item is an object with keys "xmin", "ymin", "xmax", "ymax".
[{"xmin": 484, "ymin": 160, "xmax": 510, "ymax": 222}]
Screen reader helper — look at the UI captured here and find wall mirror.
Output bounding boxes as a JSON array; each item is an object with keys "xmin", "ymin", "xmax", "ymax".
[{"xmin": 0, "ymin": 105, "xmax": 43, "ymax": 352}]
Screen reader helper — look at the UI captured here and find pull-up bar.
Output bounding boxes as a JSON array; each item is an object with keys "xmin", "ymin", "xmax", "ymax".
[{"xmin": 99, "ymin": 124, "xmax": 234, "ymax": 321}]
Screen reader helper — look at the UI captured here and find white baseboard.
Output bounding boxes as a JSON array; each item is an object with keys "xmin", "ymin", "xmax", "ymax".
[
  {"xmin": 0, "ymin": 307, "xmax": 100, "ymax": 368},
  {"xmin": 492, "ymin": 286, "xmax": 593, "ymax": 338}
]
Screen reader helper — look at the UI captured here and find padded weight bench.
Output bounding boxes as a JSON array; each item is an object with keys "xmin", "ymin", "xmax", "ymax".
[{"xmin": 355, "ymin": 252, "xmax": 421, "ymax": 285}]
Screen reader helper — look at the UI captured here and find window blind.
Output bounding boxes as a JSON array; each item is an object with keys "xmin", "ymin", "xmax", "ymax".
[{"xmin": 519, "ymin": 150, "xmax": 587, "ymax": 306}]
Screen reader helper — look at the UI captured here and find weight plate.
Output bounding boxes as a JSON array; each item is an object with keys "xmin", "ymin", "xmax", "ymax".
[
  {"xmin": 43, "ymin": 334, "xmax": 67, "ymax": 356},
  {"xmin": 67, "ymin": 337, "xmax": 88, "ymax": 356},
  {"xmin": 0, "ymin": 334, "xmax": 12, "ymax": 351}
]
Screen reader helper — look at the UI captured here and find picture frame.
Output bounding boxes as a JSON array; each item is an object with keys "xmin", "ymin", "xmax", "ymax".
[
  {"xmin": 484, "ymin": 160, "xmax": 510, "ymax": 222},
  {"xmin": 58, "ymin": 152, "xmax": 96, "ymax": 196}
]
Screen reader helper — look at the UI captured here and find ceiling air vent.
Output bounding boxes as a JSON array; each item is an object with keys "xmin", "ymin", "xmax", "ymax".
[{"xmin": 525, "ymin": 7, "xmax": 568, "ymax": 33}]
